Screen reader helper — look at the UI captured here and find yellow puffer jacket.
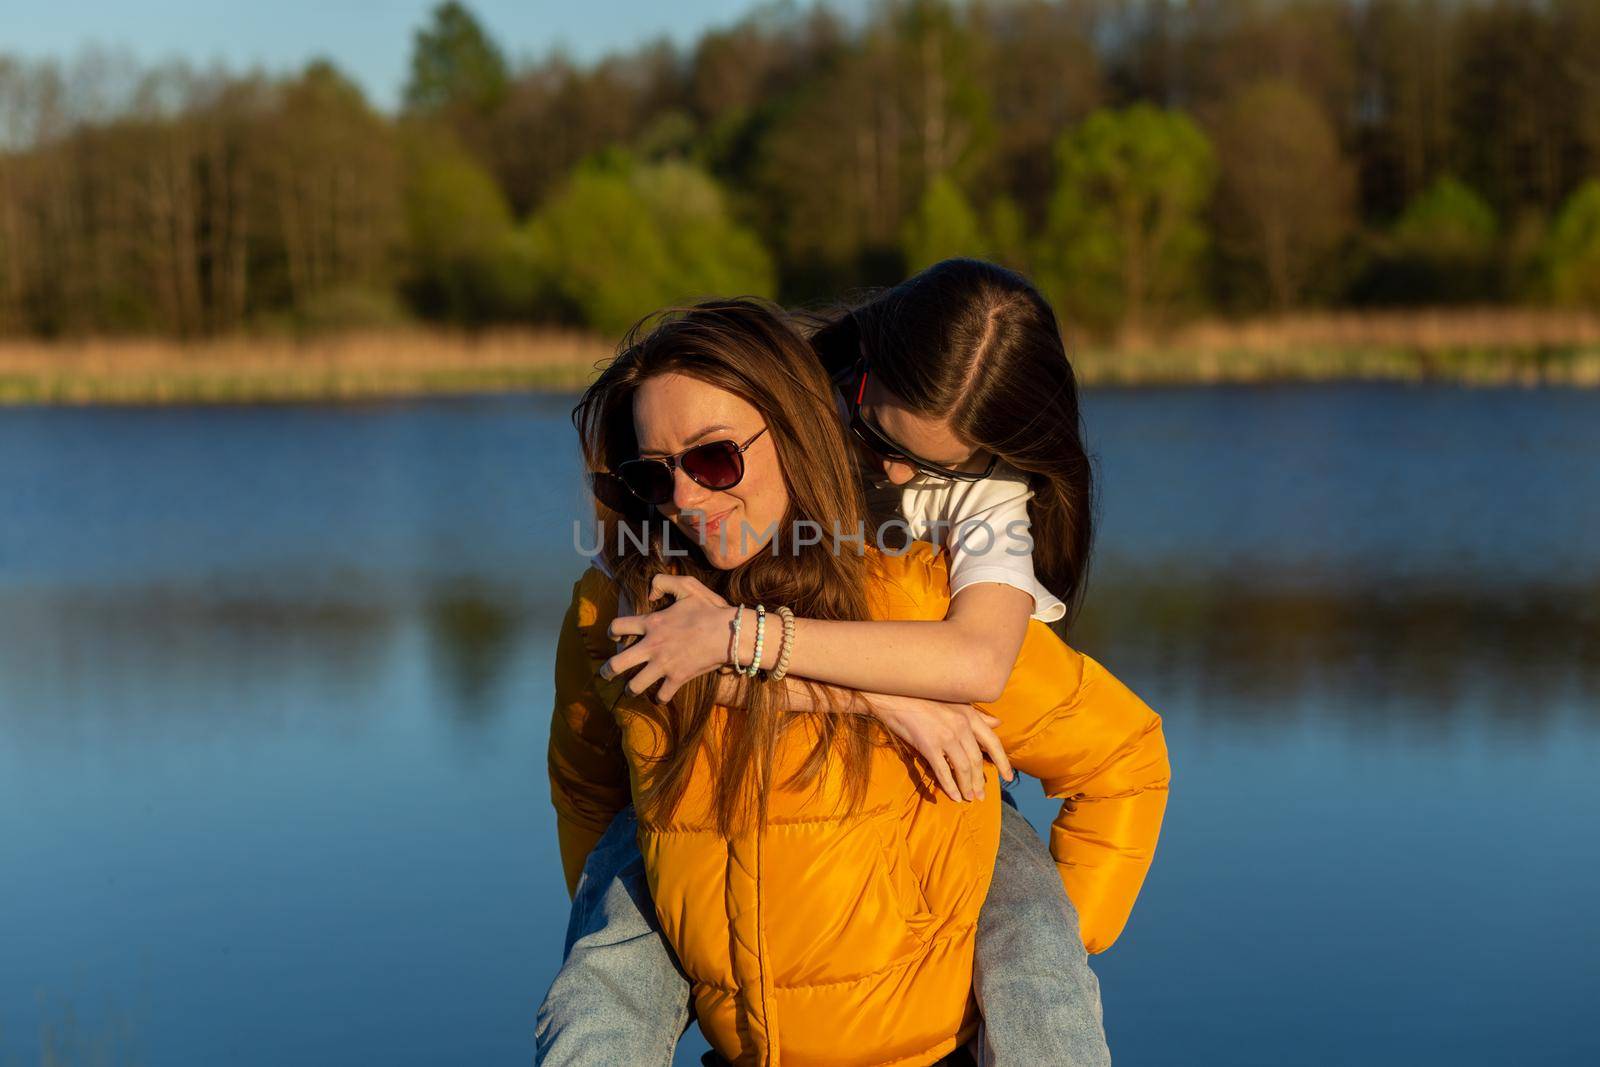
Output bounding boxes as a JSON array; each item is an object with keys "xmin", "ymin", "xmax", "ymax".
[{"xmin": 549, "ymin": 543, "xmax": 1170, "ymax": 1065}]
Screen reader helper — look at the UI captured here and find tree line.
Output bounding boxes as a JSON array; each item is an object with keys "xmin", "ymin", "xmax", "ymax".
[{"xmin": 1, "ymin": 0, "xmax": 1598, "ymax": 342}]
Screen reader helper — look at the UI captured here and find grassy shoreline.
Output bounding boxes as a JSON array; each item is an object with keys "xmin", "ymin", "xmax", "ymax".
[
  {"xmin": 0, "ymin": 329, "xmax": 611, "ymax": 406},
  {"xmin": 4, "ymin": 312, "xmax": 1600, "ymax": 405}
]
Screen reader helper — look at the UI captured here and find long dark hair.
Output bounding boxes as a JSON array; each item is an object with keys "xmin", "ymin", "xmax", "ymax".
[
  {"xmin": 573, "ymin": 298, "xmax": 879, "ymax": 834},
  {"xmin": 808, "ymin": 258, "xmax": 1096, "ymax": 627}
]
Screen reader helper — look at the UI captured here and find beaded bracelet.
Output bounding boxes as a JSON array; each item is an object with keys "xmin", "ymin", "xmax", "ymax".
[
  {"xmin": 770, "ymin": 606, "xmax": 796, "ymax": 682},
  {"xmin": 730, "ymin": 604, "xmax": 746, "ymax": 674},
  {"xmin": 745, "ymin": 604, "xmax": 767, "ymax": 678}
]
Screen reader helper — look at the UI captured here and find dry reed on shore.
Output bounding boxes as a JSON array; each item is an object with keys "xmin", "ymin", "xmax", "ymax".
[
  {"xmin": 1073, "ymin": 307, "xmax": 1600, "ymax": 387},
  {"xmin": 0, "ymin": 329, "xmax": 614, "ymax": 404},
  {"xmin": 3, "ymin": 309, "xmax": 1600, "ymax": 404}
]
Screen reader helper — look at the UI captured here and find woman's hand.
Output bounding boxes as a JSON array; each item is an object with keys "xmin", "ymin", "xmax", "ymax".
[
  {"xmin": 601, "ymin": 574, "xmax": 734, "ymax": 703},
  {"xmin": 866, "ymin": 693, "xmax": 1015, "ymax": 803}
]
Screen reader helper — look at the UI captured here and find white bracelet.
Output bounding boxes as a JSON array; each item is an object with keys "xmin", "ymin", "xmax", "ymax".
[{"xmin": 746, "ymin": 605, "xmax": 766, "ymax": 678}]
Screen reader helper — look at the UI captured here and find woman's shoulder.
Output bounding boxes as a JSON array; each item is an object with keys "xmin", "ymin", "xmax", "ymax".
[
  {"xmin": 572, "ymin": 565, "xmax": 620, "ymax": 621},
  {"xmin": 864, "ymin": 541, "xmax": 951, "ymax": 622},
  {"xmin": 563, "ymin": 565, "xmax": 624, "ymax": 668}
]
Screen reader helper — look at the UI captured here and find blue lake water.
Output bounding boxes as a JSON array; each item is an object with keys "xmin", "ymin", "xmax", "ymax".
[{"xmin": 2, "ymin": 385, "xmax": 1597, "ymax": 1065}]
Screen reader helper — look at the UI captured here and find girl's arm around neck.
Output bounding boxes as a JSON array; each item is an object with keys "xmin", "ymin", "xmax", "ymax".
[
  {"xmin": 603, "ymin": 576, "xmax": 1033, "ymax": 705},
  {"xmin": 751, "ymin": 582, "xmax": 1033, "ymax": 703}
]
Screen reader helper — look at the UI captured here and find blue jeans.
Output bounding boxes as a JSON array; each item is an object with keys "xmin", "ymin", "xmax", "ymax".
[
  {"xmin": 973, "ymin": 793, "xmax": 1110, "ymax": 1066},
  {"xmin": 535, "ymin": 791, "xmax": 1110, "ymax": 1066}
]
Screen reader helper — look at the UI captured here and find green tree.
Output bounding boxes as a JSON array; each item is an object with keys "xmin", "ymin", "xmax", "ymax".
[
  {"xmin": 1544, "ymin": 180, "xmax": 1600, "ymax": 307},
  {"xmin": 750, "ymin": 0, "xmax": 992, "ymax": 298},
  {"xmin": 403, "ymin": 2, "xmax": 509, "ymax": 116},
  {"xmin": 1394, "ymin": 175, "xmax": 1497, "ymax": 255},
  {"xmin": 901, "ymin": 174, "xmax": 986, "ymax": 270},
  {"xmin": 528, "ymin": 155, "xmax": 774, "ymax": 336},
  {"xmin": 982, "ymin": 195, "xmax": 1029, "ymax": 272},
  {"xmin": 1372, "ymin": 174, "xmax": 1499, "ymax": 303},
  {"xmin": 401, "ymin": 129, "xmax": 533, "ymax": 323},
  {"xmin": 1036, "ymin": 104, "xmax": 1216, "ymax": 336},
  {"xmin": 261, "ymin": 61, "xmax": 404, "ymax": 325}
]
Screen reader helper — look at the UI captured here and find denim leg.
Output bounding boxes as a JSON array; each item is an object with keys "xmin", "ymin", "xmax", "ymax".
[
  {"xmin": 973, "ymin": 791, "xmax": 1112, "ymax": 1067},
  {"xmin": 535, "ymin": 806, "xmax": 694, "ymax": 1067}
]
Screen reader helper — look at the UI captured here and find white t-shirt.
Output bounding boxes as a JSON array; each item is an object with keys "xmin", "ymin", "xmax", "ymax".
[{"xmin": 863, "ymin": 461, "xmax": 1066, "ymax": 623}]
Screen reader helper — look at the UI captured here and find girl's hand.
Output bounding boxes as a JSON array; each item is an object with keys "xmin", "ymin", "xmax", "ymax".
[
  {"xmin": 867, "ymin": 693, "xmax": 1015, "ymax": 803},
  {"xmin": 601, "ymin": 574, "xmax": 733, "ymax": 703}
]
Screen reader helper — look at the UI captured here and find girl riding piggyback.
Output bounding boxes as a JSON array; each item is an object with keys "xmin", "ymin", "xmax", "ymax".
[{"xmin": 540, "ymin": 261, "xmax": 1170, "ymax": 1066}]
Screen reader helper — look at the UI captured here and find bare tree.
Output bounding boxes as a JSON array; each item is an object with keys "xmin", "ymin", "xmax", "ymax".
[{"xmin": 1211, "ymin": 80, "xmax": 1355, "ymax": 309}]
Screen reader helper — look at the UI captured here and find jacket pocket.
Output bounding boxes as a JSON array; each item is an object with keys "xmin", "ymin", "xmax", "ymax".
[{"xmin": 876, "ymin": 814, "xmax": 936, "ymax": 942}]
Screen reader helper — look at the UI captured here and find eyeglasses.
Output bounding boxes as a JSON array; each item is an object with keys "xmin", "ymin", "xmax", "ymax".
[
  {"xmin": 615, "ymin": 427, "xmax": 768, "ymax": 505},
  {"xmin": 847, "ymin": 360, "xmax": 996, "ymax": 482}
]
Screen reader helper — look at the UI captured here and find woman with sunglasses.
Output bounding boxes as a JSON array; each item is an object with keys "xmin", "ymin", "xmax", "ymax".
[
  {"xmin": 539, "ymin": 292, "xmax": 1168, "ymax": 1065},
  {"xmin": 596, "ymin": 260, "xmax": 1163, "ymax": 938},
  {"xmin": 605, "ymin": 260, "xmax": 1100, "ymax": 801}
]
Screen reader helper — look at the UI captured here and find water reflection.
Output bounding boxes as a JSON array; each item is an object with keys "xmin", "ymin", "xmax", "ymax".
[
  {"xmin": 0, "ymin": 584, "xmax": 559, "ymax": 746},
  {"xmin": 26, "ymin": 993, "xmax": 146, "ymax": 1067},
  {"xmin": 421, "ymin": 583, "xmax": 528, "ymax": 730},
  {"xmin": 1077, "ymin": 570, "xmax": 1600, "ymax": 740},
  {"xmin": 0, "ymin": 588, "xmax": 396, "ymax": 745},
  {"xmin": 4, "ymin": 569, "xmax": 1593, "ymax": 750}
]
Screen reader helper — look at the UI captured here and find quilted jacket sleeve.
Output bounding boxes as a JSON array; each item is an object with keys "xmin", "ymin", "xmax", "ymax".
[
  {"xmin": 548, "ymin": 569, "xmax": 633, "ymax": 897},
  {"xmin": 978, "ymin": 621, "xmax": 1171, "ymax": 953}
]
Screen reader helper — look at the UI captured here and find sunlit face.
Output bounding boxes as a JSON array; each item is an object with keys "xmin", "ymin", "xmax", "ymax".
[
  {"xmin": 633, "ymin": 372, "xmax": 786, "ymax": 568},
  {"xmin": 855, "ymin": 374, "xmax": 992, "ymax": 486}
]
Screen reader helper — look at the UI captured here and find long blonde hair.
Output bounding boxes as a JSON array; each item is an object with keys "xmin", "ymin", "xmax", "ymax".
[{"xmin": 573, "ymin": 299, "xmax": 879, "ymax": 834}]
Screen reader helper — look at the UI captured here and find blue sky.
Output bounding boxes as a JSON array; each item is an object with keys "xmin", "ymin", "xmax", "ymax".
[{"xmin": 0, "ymin": 1, "xmax": 860, "ymax": 111}]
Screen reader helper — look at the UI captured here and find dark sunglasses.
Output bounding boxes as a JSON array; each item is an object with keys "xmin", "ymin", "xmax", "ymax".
[
  {"xmin": 847, "ymin": 360, "xmax": 996, "ymax": 482},
  {"xmin": 615, "ymin": 427, "xmax": 768, "ymax": 505}
]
